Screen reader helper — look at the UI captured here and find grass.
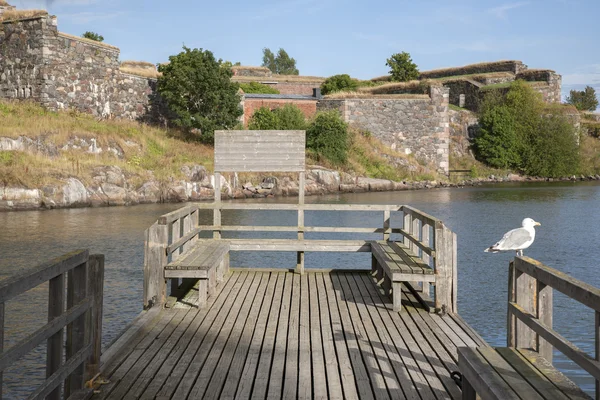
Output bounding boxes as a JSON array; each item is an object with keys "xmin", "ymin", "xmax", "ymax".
[
  {"xmin": 119, "ymin": 66, "xmax": 161, "ymax": 79},
  {"xmin": 232, "ymin": 75, "xmax": 326, "ymax": 83},
  {"xmin": 0, "ymin": 9, "xmax": 47, "ymax": 22},
  {"xmin": 57, "ymin": 32, "xmax": 119, "ymax": 50},
  {"xmin": 420, "ymin": 60, "xmax": 520, "ymax": 77},
  {"xmin": 449, "ymin": 104, "xmax": 469, "ymax": 112},
  {"xmin": 449, "ymin": 136, "xmax": 510, "ymax": 181},
  {"xmin": 433, "ymin": 72, "xmax": 515, "ymax": 82},
  {"xmin": 0, "ymin": 100, "xmax": 213, "ymax": 188},
  {"xmin": 480, "ymin": 80, "xmax": 547, "ymax": 91},
  {"xmin": 323, "ymin": 92, "xmax": 429, "ymax": 99}
]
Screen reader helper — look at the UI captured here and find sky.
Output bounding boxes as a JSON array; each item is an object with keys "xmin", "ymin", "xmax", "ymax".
[{"xmin": 9, "ymin": 0, "xmax": 600, "ymax": 106}]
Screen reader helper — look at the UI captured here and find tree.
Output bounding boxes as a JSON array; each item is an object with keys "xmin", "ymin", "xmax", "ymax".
[
  {"xmin": 386, "ymin": 52, "xmax": 419, "ymax": 82},
  {"xmin": 320, "ymin": 74, "xmax": 358, "ymax": 95},
  {"xmin": 157, "ymin": 47, "xmax": 243, "ymax": 144},
  {"xmin": 82, "ymin": 31, "xmax": 104, "ymax": 42},
  {"xmin": 306, "ymin": 111, "xmax": 349, "ymax": 165},
  {"xmin": 261, "ymin": 48, "xmax": 299, "ymax": 75},
  {"xmin": 566, "ymin": 86, "xmax": 599, "ymax": 111}
]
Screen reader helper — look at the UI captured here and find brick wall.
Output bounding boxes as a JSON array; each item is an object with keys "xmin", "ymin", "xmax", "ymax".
[{"xmin": 243, "ymin": 97, "xmax": 317, "ymax": 126}]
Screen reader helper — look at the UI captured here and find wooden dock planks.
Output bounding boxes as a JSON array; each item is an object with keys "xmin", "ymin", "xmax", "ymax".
[{"xmin": 95, "ymin": 271, "xmax": 484, "ymax": 400}]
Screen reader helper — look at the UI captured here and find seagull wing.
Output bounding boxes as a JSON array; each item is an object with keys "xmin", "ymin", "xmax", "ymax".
[{"xmin": 491, "ymin": 227, "xmax": 533, "ymax": 251}]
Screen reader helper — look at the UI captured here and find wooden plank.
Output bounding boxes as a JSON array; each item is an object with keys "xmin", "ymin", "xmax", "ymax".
[
  {"xmin": 507, "ymin": 261, "xmax": 517, "ymax": 347},
  {"xmin": 143, "ymin": 273, "xmax": 241, "ymax": 399},
  {"xmin": 166, "ymin": 227, "xmax": 202, "ymax": 255},
  {"xmin": 266, "ymin": 273, "xmax": 293, "ymax": 399},
  {"xmin": 227, "ymin": 273, "xmax": 279, "ymax": 399},
  {"xmin": 246, "ymin": 272, "xmax": 286, "ymax": 399},
  {"xmin": 315, "ymin": 273, "xmax": 344, "ymax": 399},
  {"xmin": 351, "ymin": 274, "xmax": 420, "ymax": 400},
  {"xmin": 158, "ymin": 205, "xmax": 198, "ymax": 225},
  {"xmin": 495, "ymin": 347, "xmax": 576, "ymax": 400},
  {"xmin": 144, "ymin": 223, "xmax": 168, "ymax": 308},
  {"xmin": 357, "ymin": 273, "xmax": 436, "ymax": 400},
  {"xmin": 452, "ymin": 232, "xmax": 458, "ymax": 313},
  {"xmin": 518, "ymin": 349, "xmax": 591, "ymax": 400},
  {"xmin": 216, "ymin": 273, "xmax": 272, "ymax": 400},
  {"xmin": 297, "ymin": 171, "xmax": 305, "ymax": 274},
  {"xmin": 434, "ymin": 224, "xmax": 452, "ymax": 314},
  {"xmin": 537, "ymin": 282, "xmax": 553, "ymax": 363},
  {"xmin": 403, "ymin": 213, "xmax": 412, "ymax": 250},
  {"xmin": 86, "ymin": 255, "xmax": 104, "ymax": 382},
  {"xmin": 422, "ymin": 224, "xmax": 431, "ymax": 297},
  {"xmin": 330, "ymin": 273, "xmax": 374, "ymax": 400},
  {"xmin": 164, "ymin": 270, "xmax": 208, "ymax": 279},
  {"xmin": 282, "ymin": 273, "xmax": 300, "ymax": 399},
  {"xmin": 401, "ymin": 205, "xmax": 440, "ymax": 227},
  {"xmin": 193, "ymin": 202, "xmax": 402, "ymax": 211},
  {"xmin": 225, "ymin": 239, "xmax": 372, "ymax": 252},
  {"xmin": 383, "ymin": 210, "xmax": 391, "ymax": 241},
  {"xmin": 515, "ymin": 256, "xmax": 600, "ymax": 312},
  {"xmin": 65, "ymin": 261, "xmax": 88, "ymax": 398},
  {"xmin": 447, "ymin": 313, "xmax": 489, "ymax": 348},
  {"xmin": 0, "ymin": 250, "xmax": 88, "ymax": 303},
  {"xmin": 337, "ymin": 273, "xmax": 391, "ymax": 399},
  {"xmin": 323, "ymin": 273, "xmax": 360, "ymax": 399},
  {"xmin": 46, "ymin": 273, "xmax": 65, "ymax": 400},
  {"xmin": 432, "ymin": 313, "xmax": 479, "ymax": 349},
  {"xmin": 596, "ymin": 311, "xmax": 599, "ymax": 400},
  {"xmin": 477, "ymin": 347, "xmax": 544, "ymax": 400},
  {"xmin": 214, "ymin": 172, "xmax": 221, "ymax": 239},
  {"xmin": 297, "ymin": 273, "xmax": 312, "ymax": 399},
  {"xmin": 188, "ymin": 272, "xmax": 261, "ymax": 399},
  {"xmin": 509, "ymin": 302, "xmax": 600, "ymax": 381},
  {"xmin": 516, "ymin": 269, "xmax": 537, "ymax": 350},
  {"xmin": 308, "ymin": 273, "xmax": 329, "ymax": 399},
  {"xmin": 457, "ymin": 347, "xmax": 521, "ymax": 400},
  {"xmin": 169, "ymin": 272, "xmax": 250, "ymax": 399}
]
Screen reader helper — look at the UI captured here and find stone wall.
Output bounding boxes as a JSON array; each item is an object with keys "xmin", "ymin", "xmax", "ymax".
[
  {"xmin": 517, "ymin": 70, "xmax": 561, "ymax": 103},
  {"xmin": 317, "ymin": 87, "xmax": 450, "ymax": 173},
  {"xmin": 267, "ymin": 81, "xmax": 322, "ymax": 96},
  {"xmin": 442, "ymin": 79, "xmax": 482, "ymax": 111},
  {"xmin": 420, "ymin": 60, "xmax": 527, "ymax": 79},
  {"xmin": 0, "ymin": 15, "xmax": 155, "ymax": 119},
  {"xmin": 242, "ymin": 96, "xmax": 317, "ymax": 126}
]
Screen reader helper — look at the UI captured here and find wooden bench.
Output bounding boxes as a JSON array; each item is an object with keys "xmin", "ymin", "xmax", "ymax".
[
  {"xmin": 371, "ymin": 240, "xmax": 435, "ymax": 311},
  {"xmin": 165, "ymin": 240, "xmax": 230, "ymax": 306},
  {"xmin": 458, "ymin": 347, "xmax": 591, "ymax": 400}
]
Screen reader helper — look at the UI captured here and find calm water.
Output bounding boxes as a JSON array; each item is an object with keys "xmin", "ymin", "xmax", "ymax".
[{"xmin": 1, "ymin": 181, "xmax": 599, "ymax": 397}]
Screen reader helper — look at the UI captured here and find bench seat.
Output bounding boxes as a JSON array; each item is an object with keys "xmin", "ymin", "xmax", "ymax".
[
  {"xmin": 458, "ymin": 347, "xmax": 591, "ymax": 400},
  {"xmin": 165, "ymin": 240, "xmax": 230, "ymax": 305},
  {"xmin": 371, "ymin": 240, "xmax": 434, "ymax": 311}
]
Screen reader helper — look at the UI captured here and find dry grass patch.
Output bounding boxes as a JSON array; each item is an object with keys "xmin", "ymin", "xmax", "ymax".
[
  {"xmin": 324, "ymin": 91, "xmax": 429, "ymax": 100},
  {"xmin": 420, "ymin": 60, "xmax": 520, "ymax": 77},
  {"xmin": 57, "ymin": 32, "xmax": 119, "ymax": 50},
  {"xmin": 0, "ymin": 0, "xmax": 12, "ymax": 6},
  {"xmin": 119, "ymin": 66, "xmax": 161, "ymax": 79},
  {"xmin": 232, "ymin": 75, "xmax": 325, "ymax": 83},
  {"xmin": 0, "ymin": 9, "xmax": 47, "ymax": 22}
]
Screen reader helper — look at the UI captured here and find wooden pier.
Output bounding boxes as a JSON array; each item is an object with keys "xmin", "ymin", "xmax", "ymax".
[{"xmin": 1, "ymin": 130, "xmax": 599, "ymax": 399}]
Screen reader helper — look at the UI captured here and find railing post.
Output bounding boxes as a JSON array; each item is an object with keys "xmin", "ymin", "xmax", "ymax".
[
  {"xmin": 144, "ymin": 222, "xmax": 168, "ymax": 309},
  {"xmin": 46, "ymin": 273, "xmax": 65, "ymax": 400},
  {"xmin": 536, "ymin": 281, "xmax": 553, "ymax": 362},
  {"xmin": 65, "ymin": 261, "xmax": 88, "ymax": 397},
  {"xmin": 403, "ymin": 212, "xmax": 412, "ymax": 249},
  {"xmin": 214, "ymin": 172, "xmax": 222, "ymax": 240},
  {"xmin": 86, "ymin": 254, "xmax": 104, "ymax": 382},
  {"xmin": 434, "ymin": 222, "xmax": 452, "ymax": 314},
  {"xmin": 514, "ymin": 259, "xmax": 537, "ymax": 350},
  {"xmin": 296, "ymin": 171, "xmax": 305, "ymax": 275},
  {"xmin": 0, "ymin": 302, "xmax": 4, "ymax": 400},
  {"xmin": 383, "ymin": 210, "xmax": 390, "ymax": 241},
  {"xmin": 596, "ymin": 311, "xmax": 599, "ymax": 400},
  {"xmin": 452, "ymin": 231, "xmax": 458, "ymax": 313},
  {"xmin": 422, "ymin": 223, "xmax": 431, "ymax": 298},
  {"xmin": 507, "ymin": 261, "xmax": 516, "ymax": 347},
  {"xmin": 170, "ymin": 219, "xmax": 181, "ymax": 294}
]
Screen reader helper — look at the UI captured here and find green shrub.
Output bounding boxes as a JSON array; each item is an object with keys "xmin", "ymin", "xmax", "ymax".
[
  {"xmin": 239, "ymin": 82, "xmax": 280, "ymax": 94},
  {"xmin": 248, "ymin": 104, "xmax": 306, "ymax": 130},
  {"xmin": 306, "ymin": 111, "xmax": 349, "ymax": 165},
  {"xmin": 248, "ymin": 107, "xmax": 280, "ymax": 130},
  {"xmin": 386, "ymin": 52, "xmax": 419, "ymax": 82},
  {"xmin": 321, "ymin": 74, "xmax": 358, "ymax": 95}
]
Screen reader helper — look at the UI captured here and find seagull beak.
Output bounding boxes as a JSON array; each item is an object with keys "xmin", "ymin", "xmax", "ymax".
[{"xmin": 534, "ymin": 221, "xmax": 541, "ymax": 226}]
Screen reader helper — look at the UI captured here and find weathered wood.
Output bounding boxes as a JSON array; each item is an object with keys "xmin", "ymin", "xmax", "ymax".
[
  {"xmin": 515, "ymin": 269, "xmax": 536, "ymax": 350},
  {"xmin": 65, "ymin": 261, "xmax": 88, "ymax": 397},
  {"xmin": 222, "ymin": 238, "xmax": 372, "ymax": 252},
  {"xmin": 46, "ymin": 272, "xmax": 64, "ymax": 400},
  {"xmin": 422, "ymin": 224, "xmax": 431, "ymax": 297},
  {"xmin": 214, "ymin": 130, "xmax": 306, "ymax": 172},
  {"xmin": 452, "ymin": 231, "xmax": 458, "ymax": 313},
  {"xmin": 403, "ymin": 212, "xmax": 412, "ymax": 249},
  {"xmin": 510, "ymin": 301, "xmax": 600, "ymax": 381},
  {"xmin": 411, "ymin": 216, "xmax": 420, "ymax": 258},
  {"xmin": 297, "ymin": 273, "xmax": 312, "ymax": 399},
  {"xmin": 214, "ymin": 172, "xmax": 222, "ymax": 239},
  {"xmin": 401, "ymin": 205, "xmax": 440, "ymax": 226},
  {"xmin": 282, "ymin": 273, "xmax": 300, "ymax": 399},
  {"xmin": 144, "ymin": 223, "xmax": 168, "ymax": 308},
  {"xmin": 507, "ymin": 261, "xmax": 517, "ymax": 347},
  {"xmin": 86, "ymin": 254, "xmax": 104, "ymax": 381},
  {"xmin": 308, "ymin": 273, "xmax": 328, "ymax": 399},
  {"xmin": 515, "ymin": 256, "xmax": 600, "ymax": 312},
  {"xmin": 597, "ymin": 311, "xmax": 599, "ymax": 400},
  {"xmin": 537, "ymin": 281, "xmax": 553, "ymax": 363},
  {"xmin": 297, "ymin": 171, "xmax": 305, "ymax": 274},
  {"xmin": 434, "ymin": 223, "xmax": 453, "ymax": 314},
  {"xmin": 0, "ymin": 303, "xmax": 4, "ymax": 400},
  {"xmin": 158, "ymin": 205, "xmax": 198, "ymax": 225},
  {"xmin": 0, "ymin": 250, "xmax": 88, "ymax": 303},
  {"xmin": 192, "ymin": 202, "xmax": 403, "ymax": 211},
  {"xmin": 383, "ymin": 210, "xmax": 390, "ymax": 241}
]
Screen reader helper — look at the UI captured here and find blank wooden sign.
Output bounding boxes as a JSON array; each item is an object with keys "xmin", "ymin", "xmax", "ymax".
[{"xmin": 214, "ymin": 130, "xmax": 306, "ymax": 172}]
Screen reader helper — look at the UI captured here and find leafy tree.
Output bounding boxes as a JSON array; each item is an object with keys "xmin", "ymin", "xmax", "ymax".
[
  {"xmin": 566, "ymin": 86, "xmax": 599, "ymax": 111},
  {"xmin": 386, "ymin": 52, "xmax": 419, "ymax": 82},
  {"xmin": 221, "ymin": 60, "xmax": 241, "ymax": 68},
  {"xmin": 321, "ymin": 74, "xmax": 358, "ymax": 95},
  {"xmin": 157, "ymin": 47, "xmax": 243, "ymax": 144},
  {"xmin": 306, "ymin": 111, "xmax": 349, "ymax": 165},
  {"xmin": 82, "ymin": 31, "xmax": 104, "ymax": 42},
  {"xmin": 239, "ymin": 81, "xmax": 280, "ymax": 94},
  {"xmin": 473, "ymin": 80, "xmax": 580, "ymax": 177},
  {"xmin": 261, "ymin": 48, "xmax": 299, "ymax": 75},
  {"xmin": 248, "ymin": 107, "xmax": 280, "ymax": 130},
  {"xmin": 248, "ymin": 104, "xmax": 306, "ymax": 130}
]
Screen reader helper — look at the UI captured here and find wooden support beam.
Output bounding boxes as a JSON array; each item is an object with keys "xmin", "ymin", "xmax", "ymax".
[
  {"xmin": 536, "ymin": 281, "xmax": 553, "ymax": 363},
  {"xmin": 515, "ymin": 269, "xmax": 536, "ymax": 350},
  {"xmin": 421, "ymin": 223, "xmax": 430, "ymax": 297},
  {"xmin": 596, "ymin": 311, "xmax": 599, "ymax": 400},
  {"xmin": 383, "ymin": 210, "xmax": 390, "ymax": 242},
  {"xmin": 144, "ymin": 222, "xmax": 168, "ymax": 309},
  {"xmin": 214, "ymin": 172, "xmax": 222, "ymax": 240},
  {"xmin": 46, "ymin": 273, "xmax": 65, "ymax": 400},
  {"xmin": 65, "ymin": 261, "xmax": 88, "ymax": 397},
  {"xmin": 507, "ymin": 261, "xmax": 517, "ymax": 348},
  {"xmin": 86, "ymin": 254, "xmax": 104, "ymax": 382},
  {"xmin": 0, "ymin": 302, "xmax": 4, "ymax": 400},
  {"xmin": 296, "ymin": 171, "xmax": 305, "ymax": 275}
]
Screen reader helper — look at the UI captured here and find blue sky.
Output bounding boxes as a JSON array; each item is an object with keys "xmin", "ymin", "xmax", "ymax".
[{"xmin": 11, "ymin": 0, "xmax": 600, "ymax": 104}]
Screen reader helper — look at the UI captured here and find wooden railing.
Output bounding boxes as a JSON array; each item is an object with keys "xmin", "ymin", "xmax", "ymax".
[
  {"xmin": 0, "ymin": 250, "xmax": 104, "ymax": 400},
  {"xmin": 508, "ymin": 256, "xmax": 600, "ymax": 399},
  {"xmin": 144, "ymin": 203, "xmax": 457, "ymax": 313}
]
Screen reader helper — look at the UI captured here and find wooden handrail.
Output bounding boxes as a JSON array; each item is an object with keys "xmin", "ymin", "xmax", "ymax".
[
  {"xmin": 508, "ymin": 256, "xmax": 600, "ymax": 399},
  {"xmin": 0, "ymin": 251, "xmax": 104, "ymax": 399}
]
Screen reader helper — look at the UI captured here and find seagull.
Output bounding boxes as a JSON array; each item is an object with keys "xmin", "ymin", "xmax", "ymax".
[{"xmin": 484, "ymin": 218, "xmax": 541, "ymax": 256}]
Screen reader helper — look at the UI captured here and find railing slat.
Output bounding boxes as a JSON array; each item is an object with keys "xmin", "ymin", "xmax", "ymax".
[
  {"xmin": 46, "ymin": 273, "xmax": 65, "ymax": 400},
  {"xmin": 86, "ymin": 255, "xmax": 104, "ymax": 382},
  {"xmin": 515, "ymin": 257, "xmax": 600, "ymax": 312},
  {"xmin": 397, "ymin": 228, "xmax": 435, "ymax": 257},
  {"xmin": 0, "ymin": 250, "xmax": 89, "ymax": 303},
  {"xmin": 166, "ymin": 227, "xmax": 203, "ymax": 255},
  {"xmin": 0, "ymin": 298, "xmax": 90, "ymax": 373},
  {"xmin": 515, "ymin": 270, "xmax": 536, "ymax": 350},
  {"xmin": 509, "ymin": 302, "xmax": 600, "ymax": 381},
  {"xmin": 65, "ymin": 262, "xmax": 88, "ymax": 397},
  {"xmin": 507, "ymin": 262, "xmax": 517, "ymax": 347},
  {"xmin": 0, "ymin": 302, "xmax": 4, "ymax": 400},
  {"xmin": 536, "ymin": 282, "xmax": 553, "ymax": 363},
  {"xmin": 158, "ymin": 205, "xmax": 198, "ymax": 225}
]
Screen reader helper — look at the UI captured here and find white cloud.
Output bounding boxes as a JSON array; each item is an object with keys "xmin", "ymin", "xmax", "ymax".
[
  {"xmin": 487, "ymin": 2, "xmax": 529, "ymax": 18},
  {"xmin": 562, "ymin": 64, "xmax": 600, "ymax": 85}
]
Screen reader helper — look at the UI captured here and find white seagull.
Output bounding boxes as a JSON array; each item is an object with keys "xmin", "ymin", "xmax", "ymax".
[{"xmin": 484, "ymin": 218, "xmax": 541, "ymax": 256}]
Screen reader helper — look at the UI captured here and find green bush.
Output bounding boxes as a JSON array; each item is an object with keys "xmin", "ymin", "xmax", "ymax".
[
  {"xmin": 386, "ymin": 52, "xmax": 419, "ymax": 82},
  {"xmin": 248, "ymin": 104, "xmax": 306, "ymax": 130},
  {"xmin": 320, "ymin": 74, "xmax": 358, "ymax": 95},
  {"xmin": 473, "ymin": 80, "xmax": 580, "ymax": 177},
  {"xmin": 239, "ymin": 82, "xmax": 280, "ymax": 94},
  {"xmin": 306, "ymin": 111, "xmax": 349, "ymax": 165}
]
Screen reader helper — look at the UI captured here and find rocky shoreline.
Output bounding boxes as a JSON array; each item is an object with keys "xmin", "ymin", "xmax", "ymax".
[{"xmin": 2, "ymin": 164, "xmax": 599, "ymax": 212}]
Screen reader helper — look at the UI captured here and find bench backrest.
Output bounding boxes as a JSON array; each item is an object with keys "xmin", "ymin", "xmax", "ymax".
[{"xmin": 508, "ymin": 256, "xmax": 600, "ymax": 397}]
